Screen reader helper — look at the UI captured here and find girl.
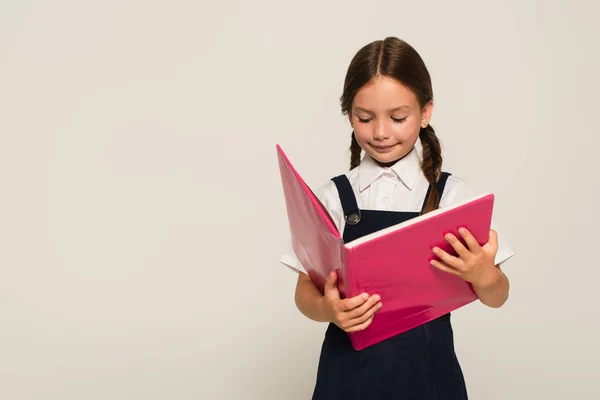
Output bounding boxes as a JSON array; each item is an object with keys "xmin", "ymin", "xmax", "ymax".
[{"xmin": 280, "ymin": 37, "xmax": 514, "ymax": 399}]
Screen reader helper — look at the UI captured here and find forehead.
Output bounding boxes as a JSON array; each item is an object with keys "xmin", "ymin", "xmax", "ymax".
[{"xmin": 352, "ymin": 75, "xmax": 418, "ymax": 111}]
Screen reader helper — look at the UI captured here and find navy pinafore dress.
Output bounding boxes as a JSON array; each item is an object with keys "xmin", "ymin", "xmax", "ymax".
[{"xmin": 312, "ymin": 172, "xmax": 469, "ymax": 400}]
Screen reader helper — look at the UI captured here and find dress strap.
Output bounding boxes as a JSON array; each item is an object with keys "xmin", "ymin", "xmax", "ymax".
[
  {"xmin": 331, "ymin": 175, "xmax": 361, "ymax": 225},
  {"xmin": 420, "ymin": 172, "xmax": 452, "ymax": 214}
]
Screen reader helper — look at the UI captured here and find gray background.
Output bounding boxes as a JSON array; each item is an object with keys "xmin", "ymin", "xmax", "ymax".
[{"xmin": 1, "ymin": 0, "xmax": 598, "ymax": 399}]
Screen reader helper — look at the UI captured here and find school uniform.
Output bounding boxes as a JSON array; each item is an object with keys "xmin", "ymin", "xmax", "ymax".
[{"xmin": 280, "ymin": 137, "xmax": 515, "ymax": 400}]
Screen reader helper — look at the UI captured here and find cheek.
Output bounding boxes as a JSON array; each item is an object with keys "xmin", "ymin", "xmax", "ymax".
[
  {"xmin": 354, "ymin": 124, "xmax": 373, "ymax": 149},
  {"xmin": 353, "ymin": 125, "xmax": 371, "ymax": 143},
  {"xmin": 392, "ymin": 119, "xmax": 421, "ymax": 139}
]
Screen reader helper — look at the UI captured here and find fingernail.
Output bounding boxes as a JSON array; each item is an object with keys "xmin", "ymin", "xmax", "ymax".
[
  {"xmin": 459, "ymin": 228, "xmax": 467, "ymax": 235},
  {"xmin": 362, "ymin": 293, "xmax": 368, "ymax": 300},
  {"xmin": 445, "ymin": 233, "xmax": 453, "ymax": 240},
  {"xmin": 374, "ymin": 295, "xmax": 381, "ymax": 302}
]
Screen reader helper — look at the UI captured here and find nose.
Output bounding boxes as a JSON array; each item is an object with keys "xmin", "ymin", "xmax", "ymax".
[{"xmin": 373, "ymin": 119, "xmax": 390, "ymax": 141}]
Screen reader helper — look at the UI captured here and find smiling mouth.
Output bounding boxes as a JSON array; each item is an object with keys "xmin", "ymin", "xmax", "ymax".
[{"xmin": 370, "ymin": 144, "xmax": 398, "ymax": 151}]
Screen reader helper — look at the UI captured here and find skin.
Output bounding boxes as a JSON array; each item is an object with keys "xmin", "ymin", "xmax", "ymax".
[
  {"xmin": 295, "ymin": 74, "xmax": 510, "ymax": 332},
  {"xmin": 350, "ymin": 74, "xmax": 432, "ymax": 165}
]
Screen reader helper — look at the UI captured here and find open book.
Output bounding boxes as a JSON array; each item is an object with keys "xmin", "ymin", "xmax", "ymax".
[{"xmin": 277, "ymin": 144, "xmax": 493, "ymax": 350}]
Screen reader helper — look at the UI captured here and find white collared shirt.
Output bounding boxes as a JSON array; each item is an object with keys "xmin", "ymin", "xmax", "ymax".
[{"xmin": 280, "ymin": 137, "xmax": 515, "ymax": 274}]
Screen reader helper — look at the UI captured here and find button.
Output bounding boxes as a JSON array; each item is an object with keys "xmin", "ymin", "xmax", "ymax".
[{"xmin": 346, "ymin": 212, "xmax": 361, "ymax": 225}]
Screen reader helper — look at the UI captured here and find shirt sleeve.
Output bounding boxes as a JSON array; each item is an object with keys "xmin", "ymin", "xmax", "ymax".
[
  {"xmin": 279, "ymin": 179, "xmax": 344, "ymax": 274},
  {"xmin": 440, "ymin": 175, "xmax": 515, "ymax": 266}
]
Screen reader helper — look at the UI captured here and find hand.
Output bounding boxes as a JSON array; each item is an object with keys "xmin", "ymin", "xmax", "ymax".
[
  {"xmin": 430, "ymin": 228, "xmax": 500, "ymax": 289},
  {"xmin": 320, "ymin": 271, "xmax": 382, "ymax": 332}
]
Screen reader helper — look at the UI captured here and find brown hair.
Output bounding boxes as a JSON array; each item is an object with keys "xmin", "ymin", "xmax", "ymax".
[{"xmin": 341, "ymin": 37, "xmax": 442, "ymax": 214}]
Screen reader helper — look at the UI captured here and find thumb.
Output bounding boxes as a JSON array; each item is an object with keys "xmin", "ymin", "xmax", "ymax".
[
  {"xmin": 486, "ymin": 229, "xmax": 499, "ymax": 252},
  {"xmin": 324, "ymin": 271, "xmax": 340, "ymax": 300}
]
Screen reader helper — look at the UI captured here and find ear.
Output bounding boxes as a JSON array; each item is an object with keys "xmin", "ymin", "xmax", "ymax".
[{"xmin": 421, "ymin": 101, "xmax": 434, "ymax": 127}]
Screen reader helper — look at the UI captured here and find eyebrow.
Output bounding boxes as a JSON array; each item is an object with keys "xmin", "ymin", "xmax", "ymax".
[{"xmin": 353, "ymin": 106, "xmax": 411, "ymax": 115}]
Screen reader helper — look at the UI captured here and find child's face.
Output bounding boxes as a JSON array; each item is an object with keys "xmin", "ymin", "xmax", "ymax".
[{"xmin": 350, "ymin": 75, "xmax": 432, "ymax": 165}]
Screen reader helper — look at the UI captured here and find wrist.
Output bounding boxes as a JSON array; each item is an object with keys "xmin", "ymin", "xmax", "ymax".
[
  {"xmin": 473, "ymin": 265, "xmax": 501, "ymax": 292},
  {"xmin": 316, "ymin": 296, "xmax": 330, "ymax": 323}
]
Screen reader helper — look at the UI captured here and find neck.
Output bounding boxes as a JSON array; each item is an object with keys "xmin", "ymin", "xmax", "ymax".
[{"xmin": 377, "ymin": 159, "xmax": 400, "ymax": 168}]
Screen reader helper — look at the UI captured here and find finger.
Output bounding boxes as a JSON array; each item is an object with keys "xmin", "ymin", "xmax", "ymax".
[
  {"xmin": 347, "ymin": 301, "xmax": 382, "ymax": 326},
  {"xmin": 339, "ymin": 292, "xmax": 370, "ymax": 311},
  {"xmin": 346, "ymin": 294, "xmax": 381, "ymax": 319},
  {"xmin": 483, "ymin": 229, "xmax": 499, "ymax": 253},
  {"xmin": 432, "ymin": 246, "xmax": 464, "ymax": 270},
  {"xmin": 323, "ymin": 271, "xmax": 340, "ymax": 301},
  {"xmin": 430, "ymin": 259, "xmax": 462, "ymax": 277},
  {"xmin": 324, "ymin": 271, "xmax": 336, "ymax": 287},
  {"xmin": 345, "ymin": 315, "xmax": 375, "ymax": 333},
  {"xmin": 458, "ymin": 228, "xmax": 483, "ymax": 254},
  {"xmin": 444, "ymin": 232, "xmax": 471, "ymax": 259}
]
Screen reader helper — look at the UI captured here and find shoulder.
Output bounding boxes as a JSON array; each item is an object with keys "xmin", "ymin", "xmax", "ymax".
[
  {"xmin": 441, "ymin": 173, "xmax": 516, "ymax": 265},
  {"xmin": 312, "ymin": 169, "xmax": 359, "ymax": 233},
  {"xmin": 312, "ymin": 179, "xmax": 338, "ymax": 209},
  {"xmin": 313, "ymin": 167, "xmax": 359, "ymax": 204},
  {"xmin": 439, "ymin": 174, "xmax": 479, "ymax": 208},
  {"xmin": 313, "ymin": 176, "xmax": 338, "ymax": 201}
]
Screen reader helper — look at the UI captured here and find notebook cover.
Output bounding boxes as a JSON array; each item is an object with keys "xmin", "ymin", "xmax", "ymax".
[
  {"xmin": 345, "ymin": 194, "xmax": 493, "ymax": 350},
  {"xmin": 276, "ymin": 145, "xmax": 350, "ymax": 296}
]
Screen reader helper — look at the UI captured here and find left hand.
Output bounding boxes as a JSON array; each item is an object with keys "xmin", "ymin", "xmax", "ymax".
[{"xmin": 430, "ymin": 228, "xmax": 499, "ymax": 289}]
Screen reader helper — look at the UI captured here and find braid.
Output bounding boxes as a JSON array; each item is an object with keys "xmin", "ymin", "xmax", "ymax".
[
  {"xmin": 349, "ymin": 131, "xmax": 362, "ymax": 170},
  {"xmin": 419, "ymin": 124, "xmax": 443, "ymax": 214}
]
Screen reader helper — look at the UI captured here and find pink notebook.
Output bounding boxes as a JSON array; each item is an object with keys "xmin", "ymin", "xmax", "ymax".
[{"xmin": 277, "ymin": 145, "xmax": 493, "ymax": 350}]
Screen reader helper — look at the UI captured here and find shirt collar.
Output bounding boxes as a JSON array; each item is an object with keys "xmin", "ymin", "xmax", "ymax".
[{"xmin": 357, "ymin": 136, "xmax": 423, "ymax": 192}]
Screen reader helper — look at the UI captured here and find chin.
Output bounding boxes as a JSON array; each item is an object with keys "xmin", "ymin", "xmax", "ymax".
[{"xmin": 366, "ymin": 146, "xmax": 410, "ymax": 165}]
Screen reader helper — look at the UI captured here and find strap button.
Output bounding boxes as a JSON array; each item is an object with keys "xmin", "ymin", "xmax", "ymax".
[{"xmin": 346, "ymin": 211, "xmax": 361, "ymax": 225}]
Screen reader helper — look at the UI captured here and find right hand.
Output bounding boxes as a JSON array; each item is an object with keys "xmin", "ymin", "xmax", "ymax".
[{"xmin": 320, "ymin": 270, "xmax": 382, "ymax": 332}]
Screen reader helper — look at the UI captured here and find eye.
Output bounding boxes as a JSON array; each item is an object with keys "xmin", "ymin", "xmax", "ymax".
[
  {"xmin": 392, "ymin": 117, "xmax": 407, "ymax": 123},
  {"xmin": 357, "ymin": 117, "xmax": 372, "ymax": 123}
]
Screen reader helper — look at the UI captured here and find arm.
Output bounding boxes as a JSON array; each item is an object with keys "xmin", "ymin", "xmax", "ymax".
[
  {"xmin": 471, "ymin": 265, "xmax": 510, "ymax": 308},
  {"xmin": 295, "ymin": 272, "xmax": 329, "ymax": 322}
]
